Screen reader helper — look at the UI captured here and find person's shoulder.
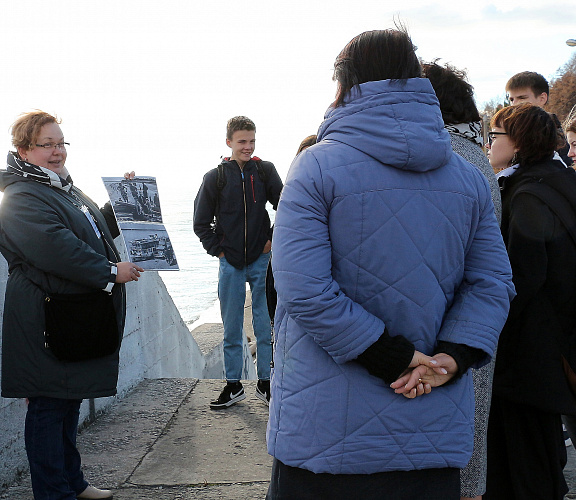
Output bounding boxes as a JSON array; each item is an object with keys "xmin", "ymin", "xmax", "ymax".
[
  {"xmin": 446, "ymin": 148, "xmax": 484, "ymax": 175},
  {"xmin": 3, "ymin": 176, "xmax": 47, "ymax": 196},
  {"xmin": 439, "ymin": 151, "xmax": 495, "ymax": 204},
  {"xmin": 202, "ymin": 165, "xmax": 220, "ymax": 181},
  {"xmin": 252, "ymin": 157, "xmax": 275, "ymax": 168},
  {"xmin": 449, "ymin": 135, "xmax": 495, "ymax": 177},
  {"xmin": 0, "ymin": 179, "xmax": 56, "ymax": 218}
]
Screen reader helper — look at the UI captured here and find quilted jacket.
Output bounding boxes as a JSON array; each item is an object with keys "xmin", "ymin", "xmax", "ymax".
[{"xmin": 267, "ymin": 79, "xmax": 515, "ymax": 474}]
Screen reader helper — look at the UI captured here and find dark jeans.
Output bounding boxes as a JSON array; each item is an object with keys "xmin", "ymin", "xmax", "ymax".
[
  {"xmin": 266, "ymin": 458, "xmax": 460, "ymax": 500},
  {"xmin": 25, "ymin": 397, "xmax": 88, "ymax": 500}
]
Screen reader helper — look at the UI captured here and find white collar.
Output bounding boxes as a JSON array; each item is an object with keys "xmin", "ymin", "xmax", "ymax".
[{"xmin": 496, "ymin": 164, "xmax": 519, "ymax": 179}]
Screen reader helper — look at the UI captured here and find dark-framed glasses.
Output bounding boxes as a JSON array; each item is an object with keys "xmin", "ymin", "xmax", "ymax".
[
  {"xmin": 487, "ymin": 132, "xmax": 507, "ymax": 146},
  {"xmin": 35, "ymin": 142, "xmax": 70, "ymax": 151}
]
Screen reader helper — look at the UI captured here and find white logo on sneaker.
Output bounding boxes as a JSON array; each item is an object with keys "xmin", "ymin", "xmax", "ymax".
[{"xmin": 230, "ymin": 389, "xmax": 243, "ymax": 399}]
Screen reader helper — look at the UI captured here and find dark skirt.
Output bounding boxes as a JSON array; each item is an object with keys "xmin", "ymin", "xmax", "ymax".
[
  {"xmin": 485, "ymin": 395, "xmax": 568, "ymax": 499},
  {"xmin": 266, "ymin": 458, "xmax": 459, "ymax": 500}
]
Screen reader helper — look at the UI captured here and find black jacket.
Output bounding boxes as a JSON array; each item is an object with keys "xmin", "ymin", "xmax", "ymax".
[
  {"xmin": 193, "ymin": 158, "xmax": 283, "ymax": 269},
  {"xmin": 0, "ymin": 161, "xmax": 125, "ymax": 399},
  {"xmin": 495, "ymin": 158, "xmax": 576, "ymax": 414}
]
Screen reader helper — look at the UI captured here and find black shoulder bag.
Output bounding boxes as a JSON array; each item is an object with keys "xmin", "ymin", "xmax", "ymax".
[{"xmin": 44, "ymin": 289, "xmax": 119, "ymax": 362}]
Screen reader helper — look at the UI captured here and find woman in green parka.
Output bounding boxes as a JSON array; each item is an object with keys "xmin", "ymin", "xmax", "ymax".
[{"xmin": 0, "ymin": 111, "xmax": 144, "ymax": 500}]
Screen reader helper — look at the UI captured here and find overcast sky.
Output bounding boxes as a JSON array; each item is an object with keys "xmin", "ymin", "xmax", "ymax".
[{"xmin": 1, "ymin": 0, "xmax": 575, "ymax": 203}]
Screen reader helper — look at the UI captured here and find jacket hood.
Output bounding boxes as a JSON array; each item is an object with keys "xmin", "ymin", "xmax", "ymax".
[{"xmin": 317, "ymin": 78, "xmax": 452, "ymax": 173}]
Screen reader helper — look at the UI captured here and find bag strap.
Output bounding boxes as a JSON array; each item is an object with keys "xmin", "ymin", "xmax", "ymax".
[
  {"xmin": 513, "ymin": 172, "xmax": 576, "ymax": 369},
  {"xmin": 513, "ymin": 170, "xmax": 576, "ymax": 247}
]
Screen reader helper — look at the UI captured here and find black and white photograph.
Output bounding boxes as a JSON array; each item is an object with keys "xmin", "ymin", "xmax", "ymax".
[
  {"xmin": 102, "ymin": 177, "xmax": 178, "ymax": 271},
  {"xmin": 103, "ymin": 176, "xmax": 162, "ymax": 223},
  {"xmin": 120, "ymin": 223, "xmax": 178, "ymax": 270}
]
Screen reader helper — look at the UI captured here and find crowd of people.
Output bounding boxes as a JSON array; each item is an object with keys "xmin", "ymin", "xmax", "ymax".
[{"xmin": 2, "ymin": 25, "xmax": 576, "ymax": 500}]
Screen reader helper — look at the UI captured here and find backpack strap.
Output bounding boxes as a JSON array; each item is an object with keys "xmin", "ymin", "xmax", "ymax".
[
  {"xmin": 512, "ymin": 171, "xmax": 576, "ymax": 369},
  {"xmin": 216, "ymin": 162, "xmax": 227, "ymax": 191},
  {"xmin": 513, "ymin": 169, "xmax": 576, "ymax": 247},
  {"xmin": 254, "ymin": 158, "xmax": 268, "ymax": 184},
  {"xmin": 213, "ymin": 161, "xmax": 227, "ymax": 218}
]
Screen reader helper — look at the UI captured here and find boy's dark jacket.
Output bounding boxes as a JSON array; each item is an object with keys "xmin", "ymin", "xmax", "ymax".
[{"xmin": 194, "ymin": 157, "xmax": 283, "ymax": 269}]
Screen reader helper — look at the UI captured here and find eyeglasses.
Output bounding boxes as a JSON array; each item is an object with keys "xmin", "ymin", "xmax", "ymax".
[
  {"xmin": 487, "ymin": 132, "xmax": 507, "ymax": 146},
  {"xmin": 34, "ymin": 142, "xmax": 70, "ymax": 151}
]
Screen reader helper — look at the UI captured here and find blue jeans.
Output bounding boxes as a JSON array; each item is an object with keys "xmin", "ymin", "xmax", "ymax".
[
  {"xmin": 218, "ymin": 252, "xmax": 272, "ymax": 381},
  {"xmin": 25, "ymin": 397, "xmax": 88, "ymax": 500}
]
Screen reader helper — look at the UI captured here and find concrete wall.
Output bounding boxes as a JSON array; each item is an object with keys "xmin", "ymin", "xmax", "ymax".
[
  {"xmin": 0, "ymin": 247, "xmax": 255, "ymax": 489},
  {"xmin": 0, "ymin": 259, "xmax": 208, "ymax": 487}
]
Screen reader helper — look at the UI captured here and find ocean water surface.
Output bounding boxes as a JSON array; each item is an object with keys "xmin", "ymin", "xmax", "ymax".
[
  {"xmin": 156, "ymin": 188, "xmax": 275, "ymax": 330},
  {"xmin": 159, "ymin": 195, "xmax": 220, "ymax": 328}
]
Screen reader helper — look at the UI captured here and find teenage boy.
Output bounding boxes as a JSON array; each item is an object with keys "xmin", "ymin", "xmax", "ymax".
[
  {"xmin": 506, "ymin": 71, "xmax": 572, "ymax": 165},
  {"xmin": 505, "ymin": 71, "xmax": 549, "ymax": 107},
  {"xmin": 194, "ymin": 116, "xmax": 283, "ymax": 409}
]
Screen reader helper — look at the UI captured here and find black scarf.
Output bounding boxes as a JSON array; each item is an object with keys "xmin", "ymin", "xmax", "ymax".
[{"xmin": 6, "ymin": 151, "xmax": 73, "ymax": 192}]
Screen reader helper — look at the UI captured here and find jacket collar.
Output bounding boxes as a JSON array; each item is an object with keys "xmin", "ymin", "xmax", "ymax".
[{"xmin": 5, "ymin": 151, "xmax": 73, "ymax": 192}]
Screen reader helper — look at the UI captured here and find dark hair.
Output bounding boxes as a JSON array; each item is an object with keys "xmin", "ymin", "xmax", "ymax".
[
  {"xmin": 333, "ymin": 28, "xmax": 421, "ymax": 108},
  {"xmin": 296, "ymin": 135, "xmax": 317, "ymax": 155},
  {"xmin": 491, "ymin": 103, "xmax": 557, "ymax": 166},
  {"xmin": 226, "ymin": 116, "xmax": 256, "ymax": 141},
  {"xmin": 505, "ymin": 71, "xmax": 549, "ymax": 97},
  {"xmin": 421, "ymin": 60, "xmax": 480, "ymax": 124}
]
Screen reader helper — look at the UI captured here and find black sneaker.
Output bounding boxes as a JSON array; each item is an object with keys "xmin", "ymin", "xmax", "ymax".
[
  {"xmin": 210, "ymin": 382, "xmax": 246, "ymax": 409},
  {"xmin": 256, "ymin": 379, "xmax": 270, "ymax": 406}
]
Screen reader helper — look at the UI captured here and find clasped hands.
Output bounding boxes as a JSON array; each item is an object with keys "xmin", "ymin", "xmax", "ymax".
[{"xmin": 390, "ymin": 350, "xmax": 458, "ymax": 399}]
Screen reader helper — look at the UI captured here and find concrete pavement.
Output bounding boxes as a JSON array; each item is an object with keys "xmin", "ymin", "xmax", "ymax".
[
  {"xmin": 1, "ymin": 378, "xmax": 271, "ymax": 500},
  {"xmin": 2, "ymin": 376, "xmax": 576, "ymax": 499}
]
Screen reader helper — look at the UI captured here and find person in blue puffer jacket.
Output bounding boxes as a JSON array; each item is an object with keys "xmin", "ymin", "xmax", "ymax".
[{"xmin": 266, "ymin": 28, "xmax": 515, "ymax": 500}]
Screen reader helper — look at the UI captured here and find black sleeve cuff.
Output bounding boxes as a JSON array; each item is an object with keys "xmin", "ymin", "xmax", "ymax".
[
  {"xmin": 434, "ymin": 341, "xmax": 485, "ymax": 383},
  {"xmin": 356, "ymin": 328, "xmax": 415, "ymax": 384}
]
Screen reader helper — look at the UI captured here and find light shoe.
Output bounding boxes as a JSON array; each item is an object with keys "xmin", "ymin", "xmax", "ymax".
[
  {"xmin": 564, "ymin": 424, "xmax": 572, "ymax": 447},
  {"xmin": 77, "ymin": 485, "xmax": 113, "ymax": 499}
]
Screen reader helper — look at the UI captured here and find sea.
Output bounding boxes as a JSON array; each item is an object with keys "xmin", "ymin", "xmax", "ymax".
[
  {"xmin": 157, "ymin": 195, "xmax": 220, "ymax": 330},
  {"xmin": 155, "ymin": 192, "xmax": 276, "ymax": 331}
]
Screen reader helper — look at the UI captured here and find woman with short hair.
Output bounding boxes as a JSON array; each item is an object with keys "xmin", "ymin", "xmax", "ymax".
[
  {"xmin": 564, "ymin": 111, "xmax": 576, "ymax": 162},
  {"xmin": 485, "ymin": 103, "xmax": 576, "ymax": 499},
  {"xmin": 1, "ymin": 111, "xmax": 143, "ymax": 499}
]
